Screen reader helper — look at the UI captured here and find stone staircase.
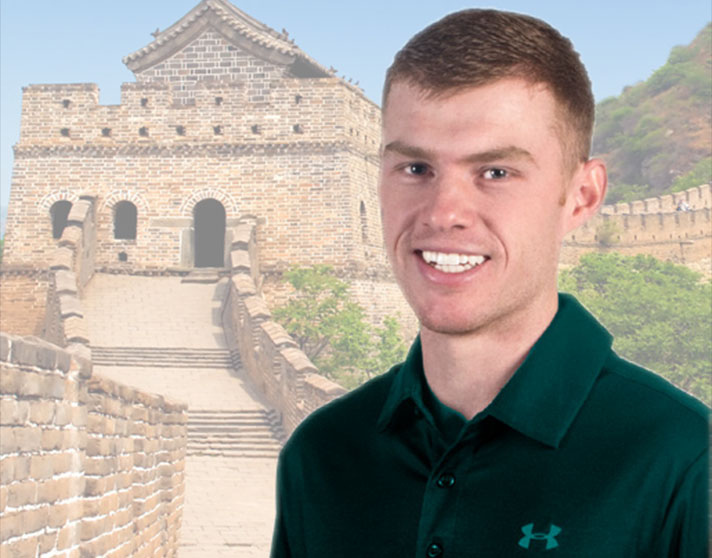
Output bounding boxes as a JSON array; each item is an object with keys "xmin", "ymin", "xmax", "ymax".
[
  {"xmin": 187, "ymin": 409, "xmax": 285, "ymax": 458},
  {"xmin": 91, "ymin": 346, "xmax": 241, "ymax": 369}
]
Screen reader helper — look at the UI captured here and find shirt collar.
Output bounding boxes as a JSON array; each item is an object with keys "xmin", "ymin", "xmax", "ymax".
[{"xmin": 377, "ymin": 293, "xmax": 613, "ymax": 448}]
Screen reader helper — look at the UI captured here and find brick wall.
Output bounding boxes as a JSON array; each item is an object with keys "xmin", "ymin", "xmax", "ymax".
[
  {"xmin": 0, "ymin": 271, "xmax": 51, "ymax": 337},
  {"xmin": 0, "ymin": 334, "xmax": 187, "ymax": 558},
  {"xmin": 135, "ymin": 30, "xmax": 288, "ymax": 105}
]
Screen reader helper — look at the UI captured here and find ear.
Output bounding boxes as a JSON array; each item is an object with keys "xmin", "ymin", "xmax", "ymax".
[{"xmin": 563, "ymin": 158, "xmax": 607, "ymax": 234}]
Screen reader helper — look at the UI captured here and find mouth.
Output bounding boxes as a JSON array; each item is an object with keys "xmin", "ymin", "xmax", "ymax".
[{"xmin": 419, "ymin": 250, "xmax": 488, "ymax": 274}]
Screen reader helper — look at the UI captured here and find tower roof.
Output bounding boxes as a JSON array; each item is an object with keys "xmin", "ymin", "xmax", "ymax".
[{"xmin": 122, "ymin": 0, "xmax": 332, "ymax": 77}]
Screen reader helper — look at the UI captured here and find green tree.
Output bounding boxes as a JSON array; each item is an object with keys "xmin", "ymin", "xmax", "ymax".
[
  {"xmin": 667, "ymin": 156, "xmax": 712, "ymax": 194},
  {"xmin": 560, "ymin": 253, "xmax": 711, "ymax": 404},
  {"xmin": 273, "ymin": 265, "xmax": 408, "ymax": 389}
]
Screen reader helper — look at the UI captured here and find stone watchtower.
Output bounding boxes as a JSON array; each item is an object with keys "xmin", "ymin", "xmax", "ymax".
[{"xmin": 2, "ymin": 0, "xmax": 410, "ymax": 336}]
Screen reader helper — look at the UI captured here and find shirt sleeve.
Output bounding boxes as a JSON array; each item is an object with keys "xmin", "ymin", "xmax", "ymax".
[
  {"xmin": 270, "ymin": 450, "xmax": 293, "ymax": 558},
  {"xmin": 659, "ymin": 448, "xmax": 709, "ymax": 558}
]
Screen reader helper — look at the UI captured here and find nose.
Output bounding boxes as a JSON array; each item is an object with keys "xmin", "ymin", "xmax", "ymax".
[{"xmin": 422, "ymin": 174, "xmax": 474, "ymax": 231}]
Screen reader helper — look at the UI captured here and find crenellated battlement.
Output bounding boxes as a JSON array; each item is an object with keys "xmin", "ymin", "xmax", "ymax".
[
  {"xmin": 562, "ymin": 184, "xmax": 712, "ymax": 267},
  {"xmin": 17, "ymin": 78, "xmax": 380, "ymax": 154},
  {"xmin": 600, "ymin": 184, "xmax": 711, "ymax": 215}
]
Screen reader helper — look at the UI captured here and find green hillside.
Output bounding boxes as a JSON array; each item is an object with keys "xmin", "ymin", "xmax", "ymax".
[{"xmin": 592, "ymin": 23, "xmax": 712, "ymax": 203}]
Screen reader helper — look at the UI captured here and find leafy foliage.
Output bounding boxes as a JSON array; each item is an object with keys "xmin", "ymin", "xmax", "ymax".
[
  {"xmin": 667, "ymin": 156, "xmax": 712, "ymax": 194},
  {"xmin": 273, "ymin": 265, "xmax": 408, "ymax": 389},
  {"xmin": 592, "ymin": 23, "xmax": 711, "ymax": 200},
  {"xmin": 595, "ymin": 219, "xmax": 620, "ymax": 246},
  {"xmin": 560, "ymin": 253, "xmax": 711, "ymax": 404}
]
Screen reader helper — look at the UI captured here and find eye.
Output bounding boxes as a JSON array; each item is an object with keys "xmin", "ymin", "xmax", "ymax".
[
  {"xmin": 405, "ymin": 163, "xmax": 429, "ymax": 176},
  {"xmin": 483, "ymin": 168, "xmax": 508, "ymax": 179}
]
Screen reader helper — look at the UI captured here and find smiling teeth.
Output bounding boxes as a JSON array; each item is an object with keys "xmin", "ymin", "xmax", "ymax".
[{"xmin": 421, "ymin": 251, "xmax": 486, "ymax": 273}]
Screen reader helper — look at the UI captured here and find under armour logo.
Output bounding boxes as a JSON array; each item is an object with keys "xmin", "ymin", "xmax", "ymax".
[{"xmin": 518, "ymin": 523, "xmax": 561, "ymax": 550}]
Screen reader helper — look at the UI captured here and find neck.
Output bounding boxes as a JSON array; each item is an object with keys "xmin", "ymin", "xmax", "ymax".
[{"xmin": 420, "ymin": 293, "xmax": 559, "ymax": 420}]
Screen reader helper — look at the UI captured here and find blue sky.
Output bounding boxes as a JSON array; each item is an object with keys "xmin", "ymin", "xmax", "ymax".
[{"xmin": 1, "ymin": 0, "xmax": 710, "ymax": 222}]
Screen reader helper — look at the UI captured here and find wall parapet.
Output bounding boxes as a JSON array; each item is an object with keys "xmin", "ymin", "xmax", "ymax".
[
  {"xmin": 221, "ymin": 221, "xmax": 346, "ymax": 434},
  {"xmin": 41, "ymin": 197, "xmax": 96, "ymax": 354},
  {"xmin": 17, "ymin": 78, "xmax": 380, "ymax": 155},
  {"xmin": 600, "ymin": 184, "xmax": 711, "ymax": 215},
  {"xmin": 0, "ymin": 333, "xmax": 187, "ymax": 558}
]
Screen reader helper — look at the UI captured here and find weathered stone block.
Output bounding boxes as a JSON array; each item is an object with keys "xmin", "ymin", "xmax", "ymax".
[
  {"xmin": 8, "ymin": 440, "xmax": 38, "ymax": 474},
  {"xmin": 15, "ymin": 372, "xmax": 41, "ymax": 399},
  {"xmin": 67, "ymin": 200, "xmax": 90, "ymax": 225},
  {"xmin": 62, "ymin": 319, "xmax": 89, "ymax": 348},
  {"xmin": 260, "ymin": 321, "xmax": 296, "ymax": 349},
  {"xmin": 0, "ymin": 367, "xmax": 22, "ymax": 394},
  {"xmin": 231, "ymin": 274, "xmax": 256, "ymax": 296},
  {"xmin": 50, "ymin": 246, "xmax": 75, "ymax": 271},
  {"xmin": 59, "ymin": 295, "xmax": 84, "ymax": 318},
  {"xmin": 10, "ymin": 338, "xmax": 38, "ymax": 367},
  {"xmin": 1, "ymin": 531, "xmax": 40, "ymax": 556},
  {"xmin": 7, "ymin": 479, "xmax": 38, "ymax": 507},
  {"xmin": 231, "ymin": 223, "xmax": 253, "ymax": 249},
  {"xmin": 29, "ymin": 455, "xmax": 54, "ymax": 481},
  {"xmin": 0, "ymin": 398, "xmax": 30, "ymax": 426},
  {"xmin": 244, "ymin": 295, "xmax": 270, "ymax": 321},
  {"xmin": 39, "ymin": 531, "xmax": 59, "ymax": 554},
  {"xmin": 58, "ymin": 225, "xmax": 82, "ymax": 248},
  {"xmin": 230, "ymin": 249, "xmax": 251, "ymax": 272},
  {"xmin": 29, "ymin": 400, "xmax": 56, "ymax": 424},
  {"xmin": 281, "ymin": 346, "xmax": 318, "ymax": 374},
  {"xmin": 42, "ymin": 374, "xmax": 66, "ymax": 400},
  {"xmin": 38, "ymin": 476, "xmax": 72, "ymax": 504},
  {"xmin": 41, "ymin": 429, "xmax": 64, "ymax": 451},
  {"xmin": 0, "ymin": 334, "xmax": 12, "ymax": 362}
]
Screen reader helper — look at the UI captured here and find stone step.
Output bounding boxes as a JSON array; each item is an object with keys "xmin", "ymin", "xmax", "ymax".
[
  {"xmin": 187, "ymin": 438, "xmax": 282, "ymax": 450},
  {"xmin": 181, "ymin": 269, "xmax": 223, "ymax": 283},
  {"xmin": 186, "ymin": 408, "xmax": 286, "ymax": 457},
  {"xmin": 91, "ymin": 347, "xmax": 241, "ymax": 369},
  {"xmin": 187, "ymin": 449, "xmax": 281, "ymax": 458}
]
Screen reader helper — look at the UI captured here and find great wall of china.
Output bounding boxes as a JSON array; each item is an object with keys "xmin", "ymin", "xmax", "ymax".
[{"xmin": 1, "ymin": 1, "xmax": 710, "ymax": 556}]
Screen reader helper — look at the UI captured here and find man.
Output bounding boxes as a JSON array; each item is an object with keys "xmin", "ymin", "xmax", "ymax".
[{"xmin": 271, "ymin": 10, "xmax": 709, "ymax": 557}]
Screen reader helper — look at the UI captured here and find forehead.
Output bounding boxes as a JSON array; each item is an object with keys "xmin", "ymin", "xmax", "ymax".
[
  {"xmin": 383, "ymin": 79, "xmax": 558, "ymax": 138},
  {"xmin": 381, "ymin": 79, "xmax": 574, "ymax": 168}
]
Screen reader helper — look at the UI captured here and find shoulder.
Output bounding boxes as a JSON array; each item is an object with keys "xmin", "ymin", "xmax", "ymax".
[
  {"xmin": 592, "ymin": 351, "xmax": 709, "ymax": 453},
  {"xmin": 281, "ymin": 366, "xmax": 399, "ymax": 459}
]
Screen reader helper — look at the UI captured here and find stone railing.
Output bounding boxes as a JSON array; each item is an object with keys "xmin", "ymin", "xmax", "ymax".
[
  {"xmin": 222, "ymin": 221, "xmax": 346, "ymax": 434},
  {"xmin": 42, "ymin": 197, "xmax": 96, "ymax": 354},
  {"xmin": 0, "ymin": 333, "xmax": 187, "ymax": 558}
]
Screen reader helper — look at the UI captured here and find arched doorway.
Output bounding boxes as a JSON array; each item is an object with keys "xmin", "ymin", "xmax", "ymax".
[
  {"xmin": 193, "ymin": 199, "xmax": 225, "ymax": 267},
  {"xmin": 50, "ymin": 200, "xmax": 72, "ymax": 239}
]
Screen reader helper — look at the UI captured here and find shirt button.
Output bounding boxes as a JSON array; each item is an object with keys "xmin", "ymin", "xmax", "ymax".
[
  {"xmin": 413, "ymin": 407, "xmax": 423, "ymax": 418},
  {"xmin": 437, "ymin": 473, "xmax": 456, "ymax": 488},
  {"xmin": 426, "ymin": 542, "xmax": 443, "ymax": 557}
]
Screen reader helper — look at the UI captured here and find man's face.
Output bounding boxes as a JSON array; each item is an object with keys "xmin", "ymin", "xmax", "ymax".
[{"xmin": 379, "ymin": 78, "xmax": 580, "ymax": 337}]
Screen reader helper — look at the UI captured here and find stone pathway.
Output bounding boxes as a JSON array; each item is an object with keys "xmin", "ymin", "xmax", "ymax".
[{"xmin": 82, "ymin": 273, "xmax": 279, "ymax": 557}]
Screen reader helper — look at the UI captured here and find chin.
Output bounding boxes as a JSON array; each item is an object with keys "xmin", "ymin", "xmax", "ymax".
[{"xmin": 417, "ymin": 308, "xmax": 488, "ymax": 336}]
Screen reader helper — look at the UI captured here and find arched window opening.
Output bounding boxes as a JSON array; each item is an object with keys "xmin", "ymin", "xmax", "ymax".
[
  {"xmin": 114, "ymin": 201, "xmax": 137, "ymax": 240},
  {"xmin": 194, "ymin": 199, "xmax": 226, "ymax": 268},
  {"xmin": 360, "ymin": 201, "xmax": 368, "ymax": 244},
  {"xmin": 50, "ymin": 200, "xmax": 72, "ymax": 239}
]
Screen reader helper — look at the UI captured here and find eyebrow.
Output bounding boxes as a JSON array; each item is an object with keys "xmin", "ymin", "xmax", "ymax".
[{"xmin": 382, "ymin": 140, "xmax": 536, "ymax": 166}]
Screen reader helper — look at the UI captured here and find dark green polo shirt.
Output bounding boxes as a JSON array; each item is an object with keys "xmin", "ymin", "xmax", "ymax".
[{"xmin": 272, "ymin": 294, "xmax": 709, "ymax": 557}]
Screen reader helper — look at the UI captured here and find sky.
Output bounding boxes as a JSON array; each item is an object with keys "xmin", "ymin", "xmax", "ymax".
[{"xmin": 1, "ymin": 0, "xmax": 710, "ymax": 224}]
